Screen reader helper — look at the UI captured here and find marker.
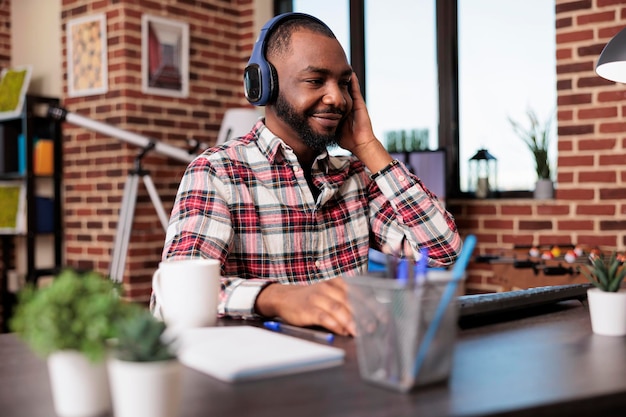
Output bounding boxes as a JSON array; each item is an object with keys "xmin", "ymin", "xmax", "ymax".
[{"xmin": 263, "ymin": 321, "xmax": 335, "ymax": 343}]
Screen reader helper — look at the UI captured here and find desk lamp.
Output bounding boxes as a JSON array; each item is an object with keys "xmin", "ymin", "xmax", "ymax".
[{"xmin": 596, "ymin": 27, "xmax": 626, "ymax": 83}]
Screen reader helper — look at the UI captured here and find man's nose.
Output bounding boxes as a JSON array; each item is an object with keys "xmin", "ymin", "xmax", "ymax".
[{"xmin": 322, "ymin": 83, "xmax": 348, "ymax": 108}]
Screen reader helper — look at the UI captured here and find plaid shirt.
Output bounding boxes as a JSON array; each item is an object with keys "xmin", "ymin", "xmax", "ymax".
[{"xmin": 160, "ymin": 120, "xmax": 461, "ymax": 318}]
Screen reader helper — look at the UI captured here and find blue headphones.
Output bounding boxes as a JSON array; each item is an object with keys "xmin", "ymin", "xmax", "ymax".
[{"xmin": 243, "ymin": 12, "xmax": 331, "ymax": 106}]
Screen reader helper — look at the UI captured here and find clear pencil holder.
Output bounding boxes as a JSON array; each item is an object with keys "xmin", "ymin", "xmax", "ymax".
[{"xmin": 345, "ymin": 270, "xmax": 463, "ymax": 393}]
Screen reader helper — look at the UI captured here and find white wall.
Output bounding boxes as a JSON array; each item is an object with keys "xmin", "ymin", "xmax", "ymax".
[{"xmin": 11, "ymin": 0, "xmax": 62, "ymax": 98}]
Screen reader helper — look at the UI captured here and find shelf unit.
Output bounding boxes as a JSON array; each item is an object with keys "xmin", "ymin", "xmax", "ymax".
[{"xmin": 0, "ymin": 95, "xmax": 63, "ymax": 332}]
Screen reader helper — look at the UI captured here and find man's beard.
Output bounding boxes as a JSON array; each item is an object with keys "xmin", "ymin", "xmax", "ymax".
[{"xmin": 274, "ymin": 93, "xmax": 344, "ymax": 153}]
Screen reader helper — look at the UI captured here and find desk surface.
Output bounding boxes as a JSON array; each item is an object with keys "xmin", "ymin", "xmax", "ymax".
[{"xmin": 2, "ymin": 299, "xmax": 626, "ymax": 417}]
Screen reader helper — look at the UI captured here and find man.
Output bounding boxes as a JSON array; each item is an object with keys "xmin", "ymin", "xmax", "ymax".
[{"xmin": 158, "ymin": 13, "xmax": 461, "ymax": 336}]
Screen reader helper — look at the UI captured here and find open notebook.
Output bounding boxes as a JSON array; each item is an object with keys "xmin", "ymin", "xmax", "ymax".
[{"xmin": 178, "ymin": 326, "xmax": 345, "ymax": 383}]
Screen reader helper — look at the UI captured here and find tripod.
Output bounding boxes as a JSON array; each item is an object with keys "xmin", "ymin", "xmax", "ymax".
[{"xmin": 109, "ymin": 143, "xmax": 170, "ymax": 283}]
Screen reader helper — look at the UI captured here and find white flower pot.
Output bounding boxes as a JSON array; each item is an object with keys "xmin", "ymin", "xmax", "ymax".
[
  {"xmin": 108, "ymin": 358, "xmax": 182, "ymax": 417},
  {"xmin": 47, "ymin": 350, "xmax": 111, "ymax": 417},
  {"xmin": 587, "ymin": 288, "xmax": 626, "ymax": 336},
  {"xmin": 533, "ymin": 179, "xmax": 554, "ymax": 199}
]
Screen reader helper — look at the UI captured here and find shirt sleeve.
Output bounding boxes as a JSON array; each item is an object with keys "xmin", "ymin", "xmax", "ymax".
[
  {"xmin": 160, "ymin": 156, "xmax": 272, "ymax": 319},
  {"xmin": 367, "ymin": 160, "xmax": 462, "ymax": 267}
]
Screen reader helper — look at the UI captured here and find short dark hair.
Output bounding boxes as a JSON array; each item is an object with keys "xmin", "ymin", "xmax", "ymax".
[{"xmin": 266, "ymin": 16, "xmax": 336, "ymax": 60}]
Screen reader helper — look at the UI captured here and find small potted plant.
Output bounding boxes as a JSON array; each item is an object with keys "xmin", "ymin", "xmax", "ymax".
[
  {"xmin": 583, "ymin": 252, "xmax": 626, "ymax": 336},
  {"xmin": 108, "ymin": 309, "xmax": 182, "ymax": 417},
  {"xmin": 508, "ymin": 109, "xmax": 554, "ymax": 199},
  {"xmin": 10, "ymin": 268, "xmax": 132, "ymax": 417}
]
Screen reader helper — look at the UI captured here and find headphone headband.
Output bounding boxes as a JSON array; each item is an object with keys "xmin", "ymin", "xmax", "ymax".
[{"xmin": 243, "ymin": 12, "xmax": 332, "ymax": 106}]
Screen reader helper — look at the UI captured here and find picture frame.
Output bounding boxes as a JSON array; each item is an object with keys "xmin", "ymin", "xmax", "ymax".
[
  {"xmin": 0, "ymin": 182, "xmax": 26, "ymax": 234},
  {"xmin": 141, "ymin": 14, "xmax": 189, "ymax": 98},
  {"xmin": 67, "ymin": 13, "xmax": 108, "ymax": 98},
  {"xmin": 0, "ymin": 66, "xmax": 32, "ymax": 121}
]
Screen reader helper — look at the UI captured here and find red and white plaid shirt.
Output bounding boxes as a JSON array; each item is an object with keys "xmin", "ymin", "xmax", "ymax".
[{"xmin": 160, "ymin": 120, "xmax": 461, "ymax": 318}]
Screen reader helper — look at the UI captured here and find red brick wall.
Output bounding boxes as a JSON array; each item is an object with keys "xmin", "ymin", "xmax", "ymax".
[
  {"xmin": 0, "ymin": 0, "xmax": 9, "ymax": 68},
  {"xmin": 451, "ymin": 0, "xmax": 626, "ymax": 293},
  {"xmin": 60, "ymin": 0, "xmax": 255, "ymax": 302},
  {"xmin": 4, "ymin": 1, "xmax": 626, "ymax": 298}
]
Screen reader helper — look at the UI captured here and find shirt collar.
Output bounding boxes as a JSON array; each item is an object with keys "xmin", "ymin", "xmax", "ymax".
[{"xmin": 254, "ymin": 119, "xmax": 337, "ymax": 173}]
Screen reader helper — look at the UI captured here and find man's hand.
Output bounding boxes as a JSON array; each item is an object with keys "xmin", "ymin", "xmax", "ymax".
[
  {"xmin": 254, "ymin": 278, "xmax": 356, "ymax": 336},
  {"xmin": 339, "ymin": 74, "xmax": 392, "ymax": 174}
]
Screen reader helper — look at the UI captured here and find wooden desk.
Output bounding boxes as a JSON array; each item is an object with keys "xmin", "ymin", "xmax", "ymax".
[{"xmin": 1, "ymin": 300, "xmax": 626, "ymax": 417}]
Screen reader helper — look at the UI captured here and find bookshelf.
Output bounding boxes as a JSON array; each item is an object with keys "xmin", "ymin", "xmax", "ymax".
[{"xmin": 0, "ymin": 95, "xmax": 63, "ymax": 332}]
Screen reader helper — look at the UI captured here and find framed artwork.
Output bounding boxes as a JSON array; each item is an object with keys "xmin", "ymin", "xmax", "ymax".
[
  {"xmin": 141, "ymin": 14, "xmax": 189, "ymax": 98},
  {"xmin": 0, "ymin": 182, "xmax": 25, "ymax": 234},
  {"xmin": 0, "ymin": 66, "xmax": 32, "ymax": 121},
  {"xmin": 67, "ymin": 13, "xmax": 108, "ymax": 98}
]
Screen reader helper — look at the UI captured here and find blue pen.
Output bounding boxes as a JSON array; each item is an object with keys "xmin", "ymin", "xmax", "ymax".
[
  {"xmin": 396, "ymin": 258, "xmax": 409, "ymax": 283},
  {"xmin": 412, "ymin": 234, "xmax": 477, "ymax": 378},
  {"xmin": 263, "ymin": 321, "xmax": 335, "ymax": 343},
  {"xmin": 415, "ymin": 247, "xmax": 429, "ymax": 286}
]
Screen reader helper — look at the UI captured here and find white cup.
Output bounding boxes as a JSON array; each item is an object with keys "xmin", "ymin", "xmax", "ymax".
[{"xmin": 152, "ymin": 258, "xmax": 221, "ymax": 330}]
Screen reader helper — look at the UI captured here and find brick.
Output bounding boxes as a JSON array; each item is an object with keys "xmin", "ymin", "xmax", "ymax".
[
  {"xmin": 502, "ymin": 234, "xmax": 535, "ymax": 246},
  {"xmin": 558, "ymin": 155, "xmax": 594, "ymax": 166},
  {"xmin": 558, "ymin": 124, "xmax": 594, "ymax": 135},
  {"xmin": 578, "ymin": 107, "xmax": 618, "ymax": 120},
  {"xmin": 600, "ymin": 154, "xmax": 626, "ymax": 165},
  {"xmin": 600, "ymin": 188, "xmax": 626, "ymax": 199},
  {"xmin": 576, "ymin": 204, "xmax": 616, "ymax": 215},
  {"xmin": 519, "ymin": 220, "xmax": 553, "ymax": 231},
  {"xmin": 538, "ymin": 235, "xmax": 576, "ymax": 246},
  {"xmin": 577, "ymin": 235, "xmax": 618, "ymax": 247},
  {"xmin": 579, "ymin": 171, "xmax": 617, "ymax": 182},
  {"xmin": 537, "ymin": 204, "xmax": 570, "ymax": 215},
  {"xmin": 484, "ymin": 220, "xmax": 515, "ymax": 229},
  {"xmin": 501, "ymin": 205, "xmax": 533, "ymax": 215},
  {"xmin": 556, "ymin": 189, "xmax": 596, "ymax": 200},
  {"xmin": 601, "ymin": 220, "xmax": 626, "ymax": 230},
  {"xmin": 557, "ymin": 220, "xmax": 594, "ymax": 230},
  {"xmin": 578, "ymin": 138, "xmax": 616, "ymax": 150}
]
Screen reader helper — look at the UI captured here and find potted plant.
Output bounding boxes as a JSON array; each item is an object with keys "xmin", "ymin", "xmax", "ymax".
[
  {"xmin": 10, "ymin": 268, "xmax": 132, "ymax": 417},
  {"xmin": 583, "ymin": 252, "xmax": 626, "ymax": 336},
  {"xmin": 508, "ymin": 109, "xmax": 554, "ymax": 199},
  {"xmin": 108, "ymin": 309, "xmax": 182, "ymax": 417}
]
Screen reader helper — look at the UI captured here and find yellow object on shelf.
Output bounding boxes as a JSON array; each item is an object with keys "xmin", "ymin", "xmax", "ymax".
[{"xmin": 34, "ymin": 139, "xmax": 54, "ymax": 175}]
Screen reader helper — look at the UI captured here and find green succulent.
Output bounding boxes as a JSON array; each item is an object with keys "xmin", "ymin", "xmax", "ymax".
[
  {"xmin": 10, "ymin": 268, "xmax": 134, "ymax": 362},
  {"xmin": 112, "ymin": 309, "xmax": 177, "ymax": 362},
  {"xmin": 583, "ymin": 252, "xmax": 626, "ymax": 292}
]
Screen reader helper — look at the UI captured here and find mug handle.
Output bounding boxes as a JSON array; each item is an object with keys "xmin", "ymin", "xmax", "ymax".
[{"xmin": 152, "ymin": 269, "xmax": 166, "ymax": 320}]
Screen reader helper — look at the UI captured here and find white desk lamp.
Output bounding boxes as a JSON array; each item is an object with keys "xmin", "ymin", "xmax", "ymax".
[{"xmin": 596, "ymin": 26, "xmax": 626, "ymax": 83}]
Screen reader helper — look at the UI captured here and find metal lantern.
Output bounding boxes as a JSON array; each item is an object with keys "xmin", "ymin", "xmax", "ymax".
[{"xmin": 468, "ymin": 148, "xmax": 498, "ymax": 198}]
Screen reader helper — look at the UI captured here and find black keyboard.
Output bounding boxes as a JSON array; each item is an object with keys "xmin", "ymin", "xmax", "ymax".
[{"xmin": 457, "ymin": 283, "xmax": 591, "ymax": 318}]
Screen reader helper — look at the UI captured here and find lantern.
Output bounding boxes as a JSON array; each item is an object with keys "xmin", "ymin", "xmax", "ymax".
[{"xmin": 468, "ymin": 148, "xmax": 498, "ymax": 198}]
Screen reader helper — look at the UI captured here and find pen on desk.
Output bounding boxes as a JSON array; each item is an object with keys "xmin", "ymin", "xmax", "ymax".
[{"xmin": 263, "ymin": 321, "xmax": 335, "ymax": 343}]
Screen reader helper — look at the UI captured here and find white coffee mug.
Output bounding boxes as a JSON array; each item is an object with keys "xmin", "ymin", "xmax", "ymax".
[{"xmin": 152, "ymin": 258, "xmax": 221, "ymax": 329}]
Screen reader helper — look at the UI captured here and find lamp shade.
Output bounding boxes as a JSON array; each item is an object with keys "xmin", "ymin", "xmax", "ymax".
[{"xmin": 596, "ymin": 27, "xmax": 626, "ymax": 83}]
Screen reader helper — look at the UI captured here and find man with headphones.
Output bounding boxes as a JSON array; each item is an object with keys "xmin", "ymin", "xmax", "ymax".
[{"xmin": 159, "ymin": 13, "xmax": 461, "ymax": 336}]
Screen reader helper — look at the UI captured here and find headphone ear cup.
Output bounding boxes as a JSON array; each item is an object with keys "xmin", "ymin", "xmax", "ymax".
[{"xmin": 267, "ymin": 62, "xmax": 279, "ymax": 104}]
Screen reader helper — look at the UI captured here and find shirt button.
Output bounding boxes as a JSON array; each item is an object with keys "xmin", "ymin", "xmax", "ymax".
[
  {"xmin": 315, "ymin": 260, "xmax": 321, "ymax": 269},
  {"xmin": 398, "ymin": 175, "xmax": 406, "ymax": 181},
  {"xmin": 293, "ymin": 166, "xmax": 300, "ymax": 172}
]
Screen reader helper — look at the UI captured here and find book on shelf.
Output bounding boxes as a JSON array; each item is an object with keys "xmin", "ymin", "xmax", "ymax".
[
  {"xmin": 0, "ymin": 66, "xmax": 32, "ymax": 121},
  {"xmin": 0, "ymin": 182, "xmax": 25, "ymax": 234}
]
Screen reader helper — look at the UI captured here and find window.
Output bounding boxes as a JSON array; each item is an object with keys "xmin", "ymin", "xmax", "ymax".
[
  {"xmin": 276, "ymin": 0, "xmax": 557, "ymax": 197},
  {"xmin": 458, "ymin": 0, "xmax": 556, "ymax": 192}
]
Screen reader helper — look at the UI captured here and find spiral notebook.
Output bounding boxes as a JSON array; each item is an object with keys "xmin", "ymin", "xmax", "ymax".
[{"xmin": 178, "ymin": 326, "xmax": 345, "ymax": 382}]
